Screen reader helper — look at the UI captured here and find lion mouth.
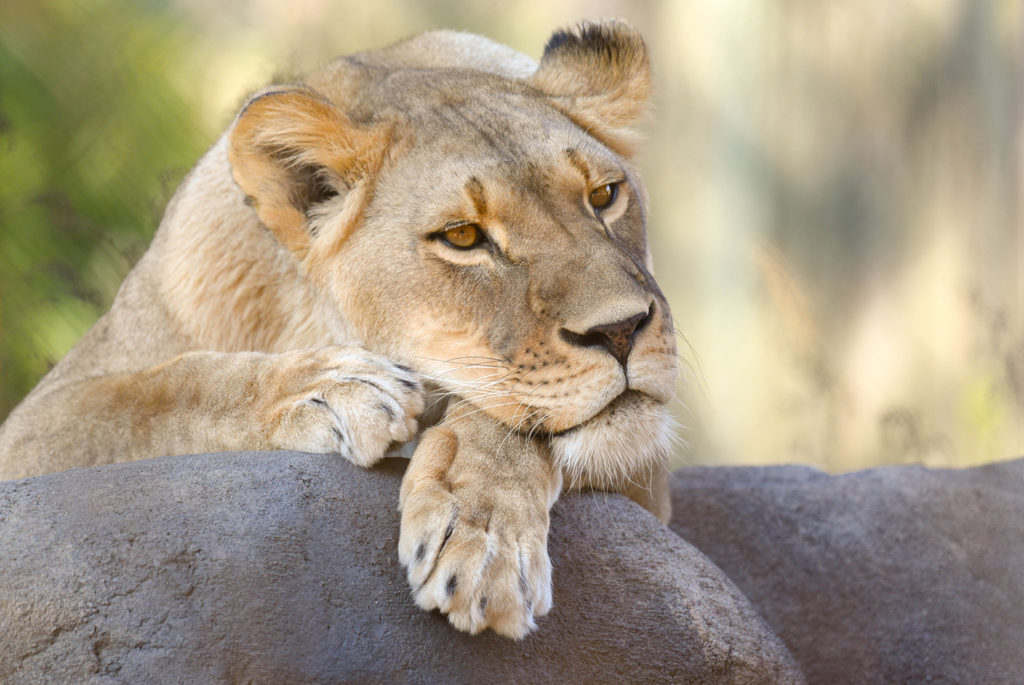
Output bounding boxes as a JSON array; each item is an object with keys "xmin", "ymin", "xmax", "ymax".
[
  {"xmin": 417, "ymin": 383, "xmax": 673, "ymax": 490},
  {"xmin": 546, "ymin": 389, "xmax": 652, "ymax": 438},
  {"xmin": 547, "ymin": 388, "xmax": 674, "ymax": 490}
]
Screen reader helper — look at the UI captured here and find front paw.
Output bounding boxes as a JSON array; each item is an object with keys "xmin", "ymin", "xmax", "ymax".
[
  {"xmin": 265, "ymin": 346, "xmax": 425, "ymax": 466},
  {"xmin": 398, "ymin": 416, "xmax": 562, "ymax": 639}
]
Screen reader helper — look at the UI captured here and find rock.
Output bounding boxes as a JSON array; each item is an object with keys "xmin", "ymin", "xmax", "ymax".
[
  {"xmin": 0, "ymin": 451, "xmax": 801, "ymax": 684},
  {"xmin": 669, "ymin": 458, "xmax": 1024, "ymax": 685}
]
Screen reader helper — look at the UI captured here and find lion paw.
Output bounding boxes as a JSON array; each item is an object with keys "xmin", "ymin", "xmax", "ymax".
[
  {"xmin": 398, "ymin": 418, "xmax": 560, "ymax": 639},
  {"xmin": 266, "ymin": 346, "xmax": 425, "ymax": 466}
]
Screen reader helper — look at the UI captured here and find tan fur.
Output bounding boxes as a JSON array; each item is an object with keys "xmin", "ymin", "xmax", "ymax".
[
  {"xmin": 0, "ymin": 20, "xmax": 678, "ymax": 638},
  {"xmin": 399, "ymin": 408, "xmax": 562, "ymax": 638}
]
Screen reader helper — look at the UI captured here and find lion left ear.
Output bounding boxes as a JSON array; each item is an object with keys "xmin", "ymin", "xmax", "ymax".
[
  {"xmin": 529, "ymin": 19, "xmax": 652, "ymax": 157},
  {"xmin": 228, "ymin": 88, "xmax": 387, "ymax": 255}
]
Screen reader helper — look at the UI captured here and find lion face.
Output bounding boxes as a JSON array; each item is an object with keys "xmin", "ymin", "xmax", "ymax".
[{"xmin": 229, "ymin": 21, "xmax": 678, "ymax": 487}]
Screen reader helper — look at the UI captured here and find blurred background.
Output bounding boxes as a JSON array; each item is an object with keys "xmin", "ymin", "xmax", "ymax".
[{"xmin": 0, "ymin": 0, "xmax": 1020, "ymax": 471}]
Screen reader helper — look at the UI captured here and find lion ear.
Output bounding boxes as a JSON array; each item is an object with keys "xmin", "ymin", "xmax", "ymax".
[
  {"xmin": 529, "ymin": 19, "xmax": 651, "ymax": 157},
  {"xmin": 228, "ymin": 88, "xmax": 386, "ymax": 254}
]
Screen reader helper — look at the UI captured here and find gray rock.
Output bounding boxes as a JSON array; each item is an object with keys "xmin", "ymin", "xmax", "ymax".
[
  {"xmin": 669, "ymin": 458, "xmax": 1024, "ymax": 685},
  {"xmin": 0, "ymin": 451, "xmax": 802, "ymax": 684}
]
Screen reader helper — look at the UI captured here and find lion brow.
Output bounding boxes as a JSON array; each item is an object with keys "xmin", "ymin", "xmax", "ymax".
[
  {"xmin": 563, "ymin": 147, "xmax": 591, "ymax": 184},
  {"xmin": 464, "ymin": 177, "xmax": 488, "ymax": 217}
]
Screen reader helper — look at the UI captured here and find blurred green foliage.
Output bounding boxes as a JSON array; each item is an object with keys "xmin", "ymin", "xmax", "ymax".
[{"xmin": 0, "ymin": 1, "xmax": 207, "ymax": 419}]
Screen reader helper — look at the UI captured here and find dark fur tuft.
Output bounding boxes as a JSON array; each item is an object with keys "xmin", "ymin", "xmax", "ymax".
[
  {"xmin": 530, "ymin": 19, "xmax": 651, "ymax": 156},
  {"xmin": 540, "ymin": 20, "xmax": 644, "ymax": 70},
  {"xmin": 542, "ymin": 29, "xmax": 573, "ymax": 55}
]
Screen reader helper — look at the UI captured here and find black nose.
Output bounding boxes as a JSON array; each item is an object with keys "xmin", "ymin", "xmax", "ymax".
[{"xmin": 560, "ymin": 305, "xmax": 653, "ymax": 369}]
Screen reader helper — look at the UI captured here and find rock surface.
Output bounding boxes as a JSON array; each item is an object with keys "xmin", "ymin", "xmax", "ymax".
[
  {"xmin": 0, "ymin": 451, "xmax": 801, "ymax": 684},
  {"xmin": 670, "ymin": 458, "xmax": 1024, "ymax": 685}
]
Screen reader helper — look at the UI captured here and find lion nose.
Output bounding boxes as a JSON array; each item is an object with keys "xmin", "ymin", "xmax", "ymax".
[{"xmin": 560, "ymin": 305, "xmax": 653, "ymax": 369}]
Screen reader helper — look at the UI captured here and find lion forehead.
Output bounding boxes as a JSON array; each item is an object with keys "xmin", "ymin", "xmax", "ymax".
[{"xmin": 371, "ymin": 74, "xmax": 571, "ymax": 149}]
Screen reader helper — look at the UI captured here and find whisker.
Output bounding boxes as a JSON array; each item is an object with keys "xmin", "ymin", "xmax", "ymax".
[
  {"xmin": 414, "ymin": 354, "xmax": 507, "ymax": 365},
  {"xmin": 672, "ymin": 327, "xmax": 708, "ymax": 398}
]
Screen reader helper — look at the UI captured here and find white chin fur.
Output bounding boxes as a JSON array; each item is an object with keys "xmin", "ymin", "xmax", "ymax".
[{"xmin": 550, "ymin": 394, "xmax": 674, "ymax": 491}]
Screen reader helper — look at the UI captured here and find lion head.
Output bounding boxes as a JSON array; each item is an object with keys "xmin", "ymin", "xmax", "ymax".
[{"xmin": 226, "ymin": 20, "xmax": 678, "ymax": 494}]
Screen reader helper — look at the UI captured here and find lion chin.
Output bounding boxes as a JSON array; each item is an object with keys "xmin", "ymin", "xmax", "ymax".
[{"xmin": 549, "ymin": 391, "xmax": 674, "ymax": 493}]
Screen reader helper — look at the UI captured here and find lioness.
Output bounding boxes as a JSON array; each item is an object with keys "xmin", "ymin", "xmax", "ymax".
[{"xmin": 0, "ymin": 19, "xmax": 678, "ymax": 638}]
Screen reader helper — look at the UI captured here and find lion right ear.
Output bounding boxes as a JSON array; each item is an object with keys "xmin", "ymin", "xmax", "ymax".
[
  {"xmin": 228, "ymin": 88, "xmax": 387, "ymax": 254},
  {"xmin": 529, "ymin": 20, "xmax": 652, "ymax": 157}
]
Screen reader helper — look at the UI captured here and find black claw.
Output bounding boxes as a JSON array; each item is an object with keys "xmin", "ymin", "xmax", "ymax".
[
  {"xmin": 446, "ymin": 574, "xmax": 458, "ymax": 596},
  {"xmin": 415, "ymin": 542, "xmax": 426, "ymax": 562},
  {"xmin": 437, "ymin": 509, "xmax": 457, "ymax": 558},
  {"xmin": 479, "ymin": 597, "xmax": 488, "ymax": 614}
]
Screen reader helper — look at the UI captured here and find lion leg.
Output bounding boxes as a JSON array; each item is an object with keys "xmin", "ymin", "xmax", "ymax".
[
  {"xmin": 398, "ymin": 410, "xmax": 562, "ymax": 639},
  {"xmin": 0, "ymin": 346, "xmax": 424, "ymax": 480}
]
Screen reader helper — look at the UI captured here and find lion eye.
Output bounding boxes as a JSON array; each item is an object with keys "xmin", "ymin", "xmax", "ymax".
[
  {"xmin": 589, "ymin": 182, "xmax": 618, "ymax": 211},
  {"xmin": 442, "ymin": 223, "xmax": 482, "ymax": 249}
]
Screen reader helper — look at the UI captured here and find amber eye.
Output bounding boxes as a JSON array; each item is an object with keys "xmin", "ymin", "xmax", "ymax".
[
  {"xmin": 589, "ymin": 182, "xmax": 618, "ymax": 211},
  {"xmin": 442, "ymin": 223, "xmax": 482, "ymax": 249}
]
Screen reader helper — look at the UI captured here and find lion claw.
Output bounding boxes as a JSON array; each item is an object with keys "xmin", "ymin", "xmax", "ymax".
[{"xmin": 398, "ymin": 416, "xmax": 560, "ymax": 639}]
